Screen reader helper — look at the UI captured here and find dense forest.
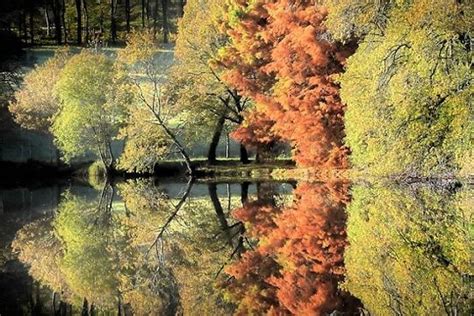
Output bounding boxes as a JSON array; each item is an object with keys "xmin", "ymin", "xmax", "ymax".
[
  {"xmin": 0, "ymin": 0, "xmax": 472, "ymax": 178},
  {"xmin": 0, "ymin": 0, "xmax": 185, "ymax": 44}
]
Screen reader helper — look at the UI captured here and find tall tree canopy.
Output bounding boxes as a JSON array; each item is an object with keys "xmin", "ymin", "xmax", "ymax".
[
  {"xmin": 327, "ymin": 0, "xmax": 473, "ymax": 177},
  {"xmin": 52, "ymin": 50, "xmax": 129, "ymax": 170},
  {"xmin": 0, "ymin": 0, "xmax": 185, "ymax": 45},
  {"xmin": 219, "ymin": 0, "xmax": 355, "ymax": 168},
  {"xmin": 173, "ymin": 0, "xmax": 251, "ymax": 163}
]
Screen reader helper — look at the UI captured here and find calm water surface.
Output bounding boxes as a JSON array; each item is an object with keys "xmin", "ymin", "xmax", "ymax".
[{"xmin": 0, "ymin": 178, "xmax": 471, "ymax": 315}]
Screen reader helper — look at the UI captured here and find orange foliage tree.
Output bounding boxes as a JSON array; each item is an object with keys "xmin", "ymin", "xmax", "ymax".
[
  {"xmin": 223, "ymin": 182, "xmax": 360, "ymax": 315},
  {"xmin": 230, "ymin": 109, "xmax": 280, "ymax": 162},
  {"xmin": 219, "ymin": 0, "xmax": 355, "ymax": 168}
]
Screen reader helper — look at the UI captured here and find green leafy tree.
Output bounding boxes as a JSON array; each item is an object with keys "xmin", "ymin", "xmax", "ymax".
[
  {"xmin": 52, "ymin": 49, "xmax": 129, "ymax": 171},
  {"xmin": 173, "ymin": 0, "xmax": 250, "ymax": 163},
  {"xmin": 117, "ymin": 106, "xmax": 171, "ymax": 173}
]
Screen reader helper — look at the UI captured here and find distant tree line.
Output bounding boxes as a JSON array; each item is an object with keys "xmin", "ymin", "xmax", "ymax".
[{"xmin": 0, "ymin": 0, "xmax": 186, "ymax": 45}]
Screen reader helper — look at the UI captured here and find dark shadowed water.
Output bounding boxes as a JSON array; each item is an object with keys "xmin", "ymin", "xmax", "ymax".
[{"xmin": 0, "ymin": 178, "xmax": 471, "ymax": 315}]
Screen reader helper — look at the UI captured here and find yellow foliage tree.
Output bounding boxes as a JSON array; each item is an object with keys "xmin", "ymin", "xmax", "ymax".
[
  {"xmin": 327, "ymin": 0, "xmax": 473, "ymax": 177},
  {"xmin": 9, "ymin": 49, "xmax": 70, "ymax": 132}
]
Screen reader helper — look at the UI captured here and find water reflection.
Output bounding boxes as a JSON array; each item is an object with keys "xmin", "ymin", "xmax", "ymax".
[
  {"xmin": 9, "ymin": 180, "xmax": 293, "ymax": 314},
  {"xmin": 344, "ymin": 183, "xmax": 472, "ymax": 315},
  {"xmin": 3, "ymin": 180, "xmax": 472, "ymax": 315},
  {"xmin": 222, "ymin": 181, "xmax": 361, "ymax": 315}
]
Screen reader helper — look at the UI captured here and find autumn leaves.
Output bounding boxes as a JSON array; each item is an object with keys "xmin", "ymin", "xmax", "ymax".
[
  {"xmin": 9, "ymin": 0, "xmax": 471, "ymax": 178},
  {"xmin": 219, "ymin": 0, "xmax": 472, "ymax": 178},
  {"xmin": 219, "ymin": 1, "xmax": 352, "ymax": 170}
]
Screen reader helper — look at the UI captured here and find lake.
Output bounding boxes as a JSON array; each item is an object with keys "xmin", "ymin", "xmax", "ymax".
[{"xmin": 0, "ymin": 178, "xmax": 471, "ymax": 315}]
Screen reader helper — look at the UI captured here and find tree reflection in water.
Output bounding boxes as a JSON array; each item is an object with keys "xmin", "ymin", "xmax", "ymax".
[
  {"xmin": 11, "ymin": 179, "xmax": 472, "ymax": 315},
  {"xmin": 12, "ymin": 180, "xmax": 251, "ymax": 314},
  {"xmin": 344, "ymin": 183, "xmax": 472, "ymax": 315},
  {"xmin": 222, "ymin": 181, "xmax": 361, "ymax": 315}
]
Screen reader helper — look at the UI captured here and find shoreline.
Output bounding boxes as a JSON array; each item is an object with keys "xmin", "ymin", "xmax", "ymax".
[{"xmin": 1, "ymin": 159, "xmax": 471, "ymax": 189}]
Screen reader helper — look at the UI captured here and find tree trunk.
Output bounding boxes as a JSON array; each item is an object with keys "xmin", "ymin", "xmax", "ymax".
[
  {"xmin": 256, "ymin": 182, "xmax": 276, "ymax": 204},
  {"xmin": 208, "ymin": 183, "xmax": 240, "ymax": 249},
  {"xmin": 240, "ymin": 143, "xmax": 249, "ymax": 164},
  {"xmin": 83, "ymin": 0, "xmax": 89, "ymax": 44},
  {"xmin": 117, "ymin": 297, "xmax": 122, "ymax": 316},
  {"xmin": 241, "ymin": 182, "xmax": 249, "ymax": 205},
  {"xmin": 153, "ymin": 0, "xmax": 158, "ymax": 38},
  {"xmin": 81, "ymin": 298, "xmax": 88, "ymax": 316},
  {"xmin": 149, "ymin": 178, "xmax": 193, "ymax": 250},
  {"xmin": 110, "ymin": 0, "xmax": 117, "ymax": 44},
  {"xmin": 161, "ymin": 0, "xmax": 169, "ymax": 43},
  {"xmin": 152, "ymin": 114, "xmax": 193, "ymax": 176},
  {"xmin": 225, "ymin": 133, "xmax": 230, "ymax": 158},
  {"xmin": 141, "ymin": 0, "xmax": 145, "ymax": 27},
  {"xmin": 44, "ymin": 8, "xmax": 51, "ymax": 37},
  {"xmin": 164, "ymin": 126, "xmax": 193, "ymax": 175},
  {"xmin": 29, "ymin": 5, "xmax": 34, "ymax": 44},
  {"xmin": 256, "ymin": 142, "xmax": 275, "ymax": 163},
  {"xmin": 108, "ymin": 141, "xmax": 115, "ymax": 172},
  {"xmin": 75, "ymin": 0, "xmax": 82, "ymax": 45},
  {"xmin": 146, "ymin": 0, "xmax": 150, "ymax": 26},
  {"xmin": 226, "ymin": 183, "xmax": 231, "ymax": 210},
  {"xmin": 125, "ymin": 0, "xmax": 131, "ymax": 32},
  {"xmin": 18, "ymin": 14, "xmax": 23, "ymax": 43},
  {"xmin": 61, "ymin": 0, "xmax": 67, "ymax": 43},
  {"xmin": 90, "ymin": 304, "xmax": 96, "ymax": 316},
  {"xmin": 94, "ymin": 137, "xmax": 113, "ymax": 176},
  {"xmin": 207, "ymin": 113, "xmax": 226, "ymax": 164},
  {"xmin": 99, "ymin": 8, "xmax": 104, "ymax": 34},
  {"xmin": 52, "ymin": 292, "xmax": 57, "ymax": 314},
  {"xmin": 22, "ymin": 13, "xmax": 27, "ymax": 42},
  {"xmin": 208, "ymin": 183, "xmax": 231, "ymax": 232}
]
